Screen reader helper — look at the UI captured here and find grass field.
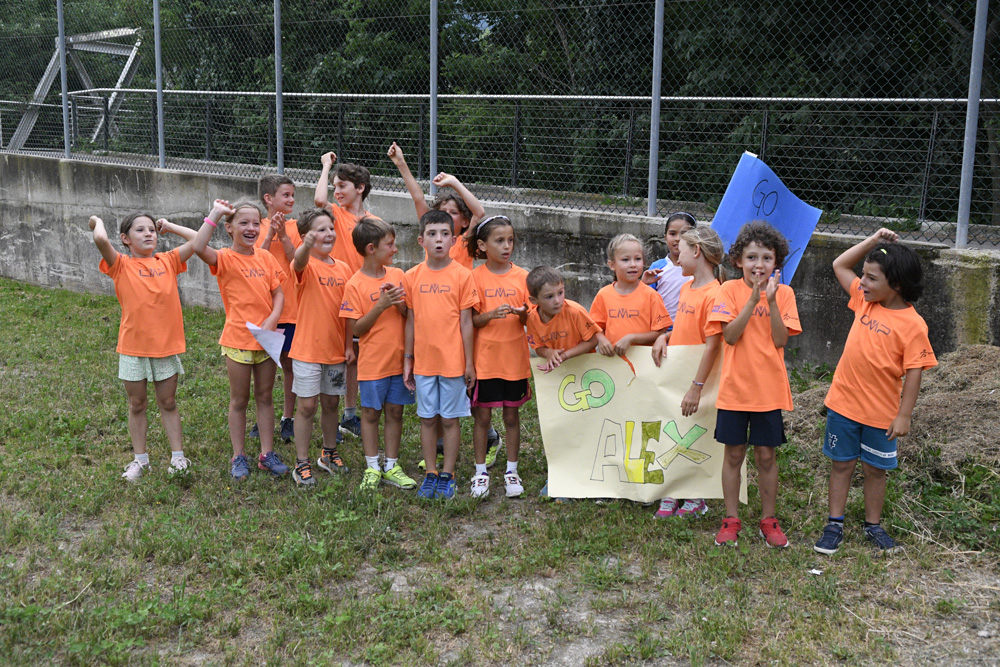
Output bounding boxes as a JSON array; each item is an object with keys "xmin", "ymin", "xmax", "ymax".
[{"xmin": 1, "ymin": 277, "xmax": 998, "ymax": 666}]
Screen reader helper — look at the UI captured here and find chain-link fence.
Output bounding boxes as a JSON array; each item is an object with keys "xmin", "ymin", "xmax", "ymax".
[{"xmin": 2, "ymin": 1, "xmax": 998, "ymax": 247}]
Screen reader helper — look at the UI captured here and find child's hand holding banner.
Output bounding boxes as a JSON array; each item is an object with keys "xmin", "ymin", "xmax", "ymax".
[{"xmin": 533, "ymin": 345, "xmax": 746, "ymax": 503}]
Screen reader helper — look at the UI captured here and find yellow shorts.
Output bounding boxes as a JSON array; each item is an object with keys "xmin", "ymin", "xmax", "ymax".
[{"xmin": 220, "ymin": 346, "xmax": 271, "ymax": 366}]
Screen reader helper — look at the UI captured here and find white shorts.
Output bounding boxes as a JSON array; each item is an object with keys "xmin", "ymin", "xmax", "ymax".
[{"xmin": 291, "ymin": 360, "xmax": 347, "ymax": 398}]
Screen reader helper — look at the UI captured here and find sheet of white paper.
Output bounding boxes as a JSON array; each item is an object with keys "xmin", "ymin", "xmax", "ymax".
[{"xmin": 246, "ymin": 321, "xmax": 285, "ymax": 369}]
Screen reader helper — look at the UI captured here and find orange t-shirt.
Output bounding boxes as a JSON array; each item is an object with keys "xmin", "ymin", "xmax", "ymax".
[
  {"xmin": 589, "ymin": 282, "xmax": 672, "ymax": 344},
  {"xmin": 403, "ymin": 261, "xmax": 478, "ymax": 377},
  {"xmin": 669, "ymin": 280, "xmax": 722, "ymax": 346},
  {"xmin": 210, "ymin": 248, "xmax": 285, "ymax": 350},
  {"xmin": 99, "ymin": 250, "xmax": 187, "ymax": 357},
  {"xmin": 328, "ymin": 205, "xmax": 374, "ymax": 276},
  {"xmin": 423, "ymin": 235, "xmax": 473, "ymax": 269},
  {"xmin": 824, "ymin": 278, "xmax": 937, "ymax": 429},
  {"xmin": 706, "ymin": 279, "xmax": 801, "ymax": 412},
  {"xmin": 340, "ymin": 266, "xmax": 407, "ymax": 381},
  {"xmin": 525, "ymin": 300, "xmax": 600, "ymax": 351},
  {"xmin": 255, "ymin": 217, "xmax": 301, "ymax": 324},
  {"xmin": 471, "ymin": 263, "xmax": 531, "ymax": 380},
  {"xmin": 288, "ymin": 256, "xmax": 352, "ymax": 364}
]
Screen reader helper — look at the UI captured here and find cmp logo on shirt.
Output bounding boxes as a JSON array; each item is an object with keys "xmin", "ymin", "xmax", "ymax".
[
  {"xmin": 608, "ymin": 308, "xmax": 640, "ymax": 319},
  {"xmin": 419, "ymin": 283, "xmax": 451, "ymax": 294},
  {"xmin": 240, "ymin": 267, "xmax": 269, "ymax": 279},
  {"xmin": 677, "ymin": 302, "xmax": 695, "ymax": 316},
  {"xmin": 138, "ymin": 266, "xmax": 166, "ymax": 278},
  {"xmin": 318, "ymin": 276, "xmax": 345, "ymax": 287},
  {"xmin": 528, "ymin": 330, "xmax": 568, "ymax": 347},
  {"xmin": 859, "ymin": 314, "xmax": 891, "ymax": 336},
  {"xmin": 485, "ymin": 287, "xmax": 517, "ymax": 298}
]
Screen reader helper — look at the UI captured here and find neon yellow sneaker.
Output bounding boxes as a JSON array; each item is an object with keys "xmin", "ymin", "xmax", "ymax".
[
  {"xmin": 359, "ymin": 467, "xmax": 381, "ymax": 492},
  {"xmin": 417, "ymin": 454, "xmax": 444, "ymax": 471},
  {"xmin": 485, "ymin": 431, "xmax": 502, "ymax": 468},
  {"xmin": 381, "ymin": 464, "xmax": 417, "ymax": 490}
]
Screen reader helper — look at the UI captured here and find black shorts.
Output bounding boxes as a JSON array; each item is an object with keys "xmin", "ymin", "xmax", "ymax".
[
  {"xmin": 714, "ymin": 408, "xmax": 786, "ymax": 447},
  {"xmin": 277, "ymin": 323, "xmax": 296, "ymax": 355},
  {"xmin": 470, "ymin": 378, "xmax": 531, "ymax": 408}
]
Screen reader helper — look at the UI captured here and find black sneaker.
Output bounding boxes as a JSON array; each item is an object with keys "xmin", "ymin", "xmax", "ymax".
[
  {"xmin": 813, "ymin": 522, "xmax": 844, "ymax": 555},
  {"xmin": 339, "ymin": 414, "xmax": 362, "ymax": 438},
  {"xmin": 248, "ymin": 422, "xmax": 260, "ymax": 439},
  {"xmin": 279, "ymin": 417, "xmax": 294, "ymax": 443},
  {"xmin": 864, "ymin": 524, "xmax": 900, "ymax": 553}
]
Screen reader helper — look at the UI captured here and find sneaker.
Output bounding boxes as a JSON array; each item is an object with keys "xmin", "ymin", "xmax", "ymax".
[
  {"xmin": 759, "ymin": 517, "xmax": 790, "ymax": 548},
  {"xmin": 864, "ymin": 524, "xmax": 900, "ymax": 553},
  {"xmin": 293, "ymin": 461, "xmax": 316, "ymax": 487},
  {"xmin": 655, "ymin": 497, "xmax": 679, "ymax": 518},
  {"xmin": 436, "ymin": 472, "xmax": 457, "ymax": 499},
  {"xmin": 418, "ymin": 473, "xmax": 438, "ymax": 499},
  {"xmin": 258, "ymin": 450, "xmax": 290, "ymax": 476},
  {"xmin": 230, "ymin": 454, "xmax": 250, "ymax": 481},
  {"xmin": 814, "ymin": 522, "xmax": 845, "ymax": 555},
  {"xmin": 248, "ymin": 423, "xmax": 260, "ymax": 439},
  {"xmin": 676, "ymin": 499, "xmax": 708, "ymax": 517},
  {"xmin": 470, "ymin": 473, "xmax": 490, "ymax": 499},
  {"xmin": 359, "ymin": 466, "xmax": 381, "ymax": 492},
  {"xmin": 317, "ymin": 448, "xmax": 350, "ymax": 475},
  {"xmin": 381, "ymin": 464, "xmax": 417, "ymax": 490},
  {"xmin": 168, "ymin": 456, "xmax": 191, "ymax": 476},
  {"xmin": 122, "ymin": 459, "xmax": 149, "ymax": 483},
  {"xmin": 339, "ymin": 414, "xmax": 362, "ymax": 439},
  {"xmin": 279, "ymin": 417, "xmax": 294, "ymax": 443},
  {"xmin": 485, "ymin": 430, "xmax": 502, "ymax": 469},
  {"xmin": 337, "ymin": 428, "xmax": 343, "ymax": 444},
  {"xmin": 539, "ymin": 481, "xmax": 568, "ymax": 503},
  {"xmin": 504, "ymin": 472, "xmax": 524, "ymax": 498},
  {"xmin": 417, "ymin": 453, "xmax": 445, "ymax": 471},
  {"xmin": 715, "ymin": 517, "xmax": 742, "ymax": 546}
]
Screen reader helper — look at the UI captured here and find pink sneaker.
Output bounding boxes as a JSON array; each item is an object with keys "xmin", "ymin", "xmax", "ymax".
[
  {"xmin": 676, "ymin": 499, "xmax": 708, "ymax": 517},
  {"xmin": 655, "ymin": 497, "xmax": 679, "ymax": 518}
]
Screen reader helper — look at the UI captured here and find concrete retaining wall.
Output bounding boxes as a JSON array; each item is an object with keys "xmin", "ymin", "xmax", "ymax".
[{"xmin": 2, "ymin": 153, "xmax": 998, "ymax": 367}]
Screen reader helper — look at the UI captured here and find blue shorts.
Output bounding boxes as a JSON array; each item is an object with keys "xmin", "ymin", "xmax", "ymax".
[
  {"xmin": 360, "ymin": 374, "xmax": 415, "ymax": 410},
  {"xmin": 714, "ymin": 408, "xmax": 786, "ymax": 447},
  {"xmin": 823, "ymin": 408, "xmax": 898, "ymax": 470},
  {"xmin": 277, "ymin": 323, "xmax": 296, "ymax": 355},
  {"xmin": 414, "ymin": 375, "xmax": 471, "ymax": 419}
]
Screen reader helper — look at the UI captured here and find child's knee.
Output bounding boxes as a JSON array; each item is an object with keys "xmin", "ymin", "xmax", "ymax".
[
  {"xmin": 723, "ymin": 444, "xmax": 746, "ymax": 466},
  {"xmin": 383, "ymin": 403, "xmax": 404, "ymax": 422},
  {"xmin": 831, "ymin": 458, "xmax": 857, "ymax": 475},
  {"xmin": 502, "ymin": 408, "xmax": 519, "ymax": 429},
  {"xmin": 128, "ymin": 394, "xmax": 148, "ymax": 413},
  {"xmin": 155, "ymin": 394, "xmax": 177, "ymax": 412},
  {"xmin": 754, "ymin": 446, "xmax": 777, "ymax": 467},
  {"xmin": 229, "ymin": 396, "xmax": 249, "ymax": 412},
  {"xmin": 297, "ymin": 396, "xmax": 318, "ymax": 418},
  {"xmin": 861, "ymin": 461, "xmax": 888, "ymax": 479},
  {"xmin": 361, "ymin": 406, "xmax": 382, "ymax": 424},
  {"xmin": 254, "ymin": 385, "xmax": 274, "ymax": 405}
]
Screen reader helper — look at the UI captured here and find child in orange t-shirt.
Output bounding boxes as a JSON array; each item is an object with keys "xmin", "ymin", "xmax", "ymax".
[
  {"xmin": 286, "ymin": 208, "xmax": 355, "ymax": 486},
  {"xmin": 192, "ymin": 200, "xmax": 287, "ymax": 481},
  {"xmin": 314, "ymin": 150, "xmax": 375, "ymax": 440},
  {"xmin": 813, "ymin": 229, "xmax": 937, "ymax": 556},
  {"xmin": 706, "ymin": 221, "xmax": 801, "ymax": 548},
  {"xmin": 590, "ymin": 234, "xmax": 672, "ymax": 358},
  {"xmin": 465, "ymin": 215, "xmax": 531, "ymax": 499},
  {"xmin": 90, "ymin": 212, "xmax": 203, "ymax": 482},
  {"xmin": 386, "ymin": 141, "xmax": 486, "ymax": 269},
  {"xmin": 340, "ymin": 217, "xmax": 418, "ymax": 494},
  {"xmin": 403, "ymin": 210, "xmax": 478, "ymax": 500},
  {"xmin": 254, "ymin": 174, "xmax": 300, "ymax": 443},
  {"xmin": 650, "ymin": 225, "xmax": 726, "ymax": 519},
  {"xmin": 525, "ymin": 265, "xmax": 602, "ymax": 500}
]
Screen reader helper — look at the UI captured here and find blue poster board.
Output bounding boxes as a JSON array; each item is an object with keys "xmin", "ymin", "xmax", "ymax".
[{"xmin": 710, "ymin": 152, "xmax": 822, "ymax": 285}]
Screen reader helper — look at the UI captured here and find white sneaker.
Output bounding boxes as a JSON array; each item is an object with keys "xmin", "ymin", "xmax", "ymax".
[
  {"xmin": 122, "ymin": 459, "xmax": 149, "ymax": 483},
  {"xmin": 504, "ymin": 472, "xmax": 524, "ymax": 498},
  {"xmin": 168, "ymin": 456, "xmax": 191, "ymax": 475},
  {"xmin": 470, "ymin": 473, "xmax": 490, "ymax": 498}
]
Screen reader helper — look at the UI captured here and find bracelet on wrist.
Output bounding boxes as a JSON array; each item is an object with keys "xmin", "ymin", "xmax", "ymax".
[
  {"xmin": 204, "ymin": 216, "xmax": 217, "ymax": 228},
  {"xmin": 403, "ymin": 354, "xmax": 414, "ymax": 359},
  {"xmin": 692, "ymin": 380, "xmax": 704, "ymax": 387}
]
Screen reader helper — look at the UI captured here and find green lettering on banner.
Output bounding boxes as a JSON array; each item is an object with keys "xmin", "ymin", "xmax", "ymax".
[{"xmin": 558, "ymin": 369, "xmax": 615, "ymax": 412}]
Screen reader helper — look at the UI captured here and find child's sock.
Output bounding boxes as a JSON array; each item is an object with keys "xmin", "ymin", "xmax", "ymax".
[
  {"xmin": 384, "ymin": 457, "xmax": 398, "ymax": 472},
  {"xmin": 365, "ymin": 455, "xmax": 380, "ymax": 471},
  {"xmin": 475, "ymin": 463, "xmax": 488, "ymax": 476},
  {"xmin": 345, "ymin": 407, "xmax": 356, "ymax": 419},
  {"xmin": 171, "ymin": 450, "xmax": 185, "ymax": 461},
  {"xmin": 506, "ymin": 460, "xmax": 518, "ymax": 474},
  {"xmin": 829, "ymin": 515, "xmax": 845, "ymax": 527},
  {"xmin": 863, "ymin": 520, "xmax": 880, "ymax": 530},
  {"xmin": 135, "ymin": 453, "xmax": 150, "ymax": 465}
]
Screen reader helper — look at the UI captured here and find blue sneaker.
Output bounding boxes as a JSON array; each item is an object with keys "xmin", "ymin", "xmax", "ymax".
[
  {"xmin": 279, "ymin": 417, "xmax": 294, "ymax": 443},
  {"xmin": 230, "ymin": 454, "xmax": 250, "ymax": 480},
  {"xmin": 339, "ymin": 415, "xmax": 362, "ymax": 439},
  {"xmin": 248, "ymin": 423, "xmax": 260, "ymax": 439},
  {"xmin": 418, "ymin": 473, "xmax": 438, "ymax": 499},
  {"xmin": 865, "ymin": 524, "xmax": 900, "ymax": 553},
  {"xmin": 814, "ymin": 522, "xmax": 844, "ymax": 555},
  {"xmin": 539, "ymin": 480, "xmax": 568, "ymax": 503},
  {"xmin": 436, "ymin": 472, "xmax": 457, "ymax": 499},
  {"xmin": 258, "ymin": 450, "xmax": 290, "ymax": 476}
]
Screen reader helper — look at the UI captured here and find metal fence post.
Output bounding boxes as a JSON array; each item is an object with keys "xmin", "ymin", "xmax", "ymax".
[
  {"xmin": 759, "ymin": 107, "xmax": 770, "ymax": 162},
  {"xmin": 70, "ymin": 97, "xmax": 78, "ymax": 147},
  {"xmin": 150, "ymin": 96, "xmax": 157, "ymax": 155},
  {"xmin": 429, "ymin": 0, "xmax": 438, "ymax": 196},
  {"xmin": 646, "ymin": 0, "xmax": 664, "ymax": 217},
  {"xmin": 102, "ymin": 95, "xmax": 109, "ymax": 150},
  {"xmin": 623, "ymin": 106, "xmax": 635, "ymax": 196},
  {"xmin": 511, "ymin": 102, "xmax": 521, "ymax": 188},
  {"xmin": 337, "ymin": 102, "xmax": 344, "ymax": 160},
  {"xmin": 918, "ymin": 109, "xmax": 940, "ymax": 225},
  {"xmin": 274, "ymin": 0, "xmax": 284, "ymax": 173},
  {"xmin": 56, "ymin": 0, "xmax": 70, "ymax": 158},
  {"xmin": 205, "ymin": 99, "xmax": 212, "ymax": 161},
  {"xmin": 267, "ymin": 100, "xmax": 274, "ymax": 165},
  {"xmin": 418, "ymin": 102, "xmax": 426, "ymax": 180},
  {"xmin": 153, "ymin": 0, "xmax": 165, "ymax": 168},
  {"xmin": 956, "ymin": 0, "xmax": 989, "ymax": 249}
]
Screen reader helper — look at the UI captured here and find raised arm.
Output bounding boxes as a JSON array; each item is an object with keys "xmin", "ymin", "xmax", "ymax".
[
  {"xmin": 432, "ymin": 172, "xmax": 486, "ymax": 224},
  {"xmin": 292, "ymin": 230, "xmax": 315, "ymax": 273},
  {"xmin": 387, "ymin": 142, "xmax": 430, "ymax": 220},
  {"xmin": 314, "ymin": 151, "xmax": 337, "ymax": 212},
  {"xmin": 832, "ymin": 228, "xmax": 899, "ymax": 293},
  {"xmin": 157, "ymin": 218, "xmax": 199, "ymax": 262},
  {"xmin": 88, "ymin": 216, "xmax": 119, "ymax": 267},
  {"xmin": 191, "ymin": 199, "xmax": 232, "ymax": 267}
]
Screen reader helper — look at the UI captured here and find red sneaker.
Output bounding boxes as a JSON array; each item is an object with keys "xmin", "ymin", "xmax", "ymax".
[
  {"xmin": 714, "ymin": 517, "xmax": 742, "ymax": 546},
  {"xmin": 759, "ymin": 517, "xmax": 789, "ymax": 548}
]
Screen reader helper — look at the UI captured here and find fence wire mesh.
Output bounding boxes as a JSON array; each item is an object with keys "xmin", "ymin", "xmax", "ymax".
[{"xmin": 1, "ymin": 0, "xmax": 998, "ymax": 247}]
